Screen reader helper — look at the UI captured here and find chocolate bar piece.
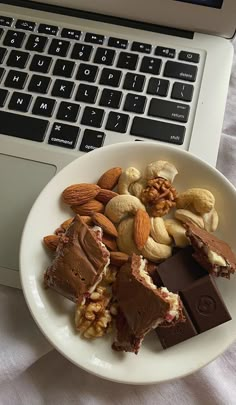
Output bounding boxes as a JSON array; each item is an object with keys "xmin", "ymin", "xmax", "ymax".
[{"xmin": 112, "ymin": 309, "xmax": 143, "ymax": 354}]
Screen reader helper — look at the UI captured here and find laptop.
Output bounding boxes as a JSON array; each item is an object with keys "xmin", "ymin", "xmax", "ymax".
[{"xmin": 0, "ymin": 0, "xmax": 235, "ymax": 289}]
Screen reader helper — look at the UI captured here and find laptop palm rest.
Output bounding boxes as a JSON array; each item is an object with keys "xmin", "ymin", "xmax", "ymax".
[{"xmin": 0, "ymin": 154, "xmax": 56, "ymax": 272}]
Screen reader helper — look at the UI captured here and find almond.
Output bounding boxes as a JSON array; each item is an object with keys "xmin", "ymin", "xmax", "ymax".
[
  {"xmin": 80, "ymin": 215, "xmax": 93, "ymax": 225},
  {"xmin": 43, "ymin": 235, "xmax": 60, "ymax": 251},
  {"xmin": 134, "ymin": 209, "xmax": 151, "ymax": 250},
  {"xmin": 102, "ymin": 234, "xmax": 118, "ymax": 251},
  {"xmin": 62, "ymin": 183, "xmax": 100, "ymax": 206},
  {"xmin": 110, "ymin": 251, "xmax": 129, "ymax": 267},
  {"xmin": 71, "ymin": 200, "xmax": 104, "ymax": 216},
  {"xmin": 97, "ymin": 167, "xmax": 122, "ymax": 190},
  {"xmin": 60, "ymin": 217, "xmax": 74, "ymax": 230},
  {"xmin": 92, "ymin": 213, "xmax": 118, "ymax": 238},
  {"xmin": 96, "ymin": 189, "xmax": 118, "ymax": 204}
]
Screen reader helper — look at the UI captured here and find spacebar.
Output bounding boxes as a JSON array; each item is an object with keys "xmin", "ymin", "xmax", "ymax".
[
  {"xmin": 130, "ymin": 117, "xmax": 185, "ymax": 145},
  {"xmin": 0, "ymin": 111, "xmax": 49, "ymax": 142}
]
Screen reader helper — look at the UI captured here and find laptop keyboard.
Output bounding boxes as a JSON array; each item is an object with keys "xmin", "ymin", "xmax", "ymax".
[{"xmin": 0, "ymin": 15, "xmax": 201, "ymax": 152}]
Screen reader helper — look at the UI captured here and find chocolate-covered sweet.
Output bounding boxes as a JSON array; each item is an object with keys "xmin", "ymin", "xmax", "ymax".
[
  {"xmin": 112, "ymin": 309, "xmax": 143, "ymax": 354},
  {"xmin": 44, "ymin": 215, "xmax": 110, "ymax": 303}
]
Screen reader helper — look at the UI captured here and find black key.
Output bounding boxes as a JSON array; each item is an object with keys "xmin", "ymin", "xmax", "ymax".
[
  {"xmin": 147, "ymin": 78, "xmax": 170, "ymax": 97},
  {"xmin": 28, "ymin": 74, "xmax": 51, "ymax": 94},
  {"xmin": 0, "ymin": 110, "xmax": 48, "ymax": 141},
  {"xmin": 7, "ymin": 50, "xmax": 29, "ymax": 69},
  {"xmin": 4, "ymin": 70, "xmax": 28, "ymax": 89},
  {"xmin": 140, "ymin": 57, "xmax": 162, "ymax": 75},
  {"xmin": 81, "ymin": 107, "xmax": 105, "ymax": 128},
  {"xmin": 105, "ymin": 111, "xmax": 129, "ymax": 133},
  {"xmin": 8, "ymin": 91, "xmax": 32, "ymax": 112},
  {"xmin": 131, "ymin": 117, "xmax": 185, "ymax": 144},
  {"xmin": 15, "ymin": 19, "xmax": 36, "ymax": 31},
  {"xmin": 3, "ymin": 30, "xmax": 25, "ymax": 48},
  {"xmin": 84, "ymin": 33, "xmax": 104, "ymax": 45},
  {"xmin": 171, "ymin": 82, "xmax": 194, "ymax": 102},
  {"xmin": 0, "ymin": 16, "xmax": 13, "ymax": 27},
  {"xmin": 48, "ymin": 39, "xmax": 70, "ymax": 57},
  {"xmin": 155, "ymin": 46, "xmax": 176, "ymax": 58},
  {"xmin": 80, "ymin": 129, "xmax": 105, "ymax": 152},
  {"xmin": 71, "ymin": 43, "xmax": 93, "ymax": 61},
  {"xmin": 32, "ymin": 97, "xmax": 56, "ymax": 117},
  {"xmin": 0, "ymin": 67, "xmax": 5, "ymax": 81},
  {"xmin": 25, "ymin": 34, "xmax": 48, "ymax": 53},
  {"xmin": 164, "ymin": 61, "xmax": 198, "ymax": 82},
  {"xmin": 38, "ymin": 24, "xmax": 58, "ymax": 36},
  {"xmin": 99, "ymin": 68, "xmax": 122, "ymax": 87},
  {"xmin": 76, "ymin": 63, "xmax": 98, "ymax": 82},
  {"xmin": 76, "ymin": 84, "xmax": 98, "ymax": 104},
  {"xmin": 57, "ymin": 101, "xmax": 80, "ymax": 122},
  {"xmin": 124, "ymin": 94, "xmax": 146, "ymax": 114},
  {"xmin": 117, "ymin": 52, "xmax": 138, "ymax": 70},
  {"xmin": 148, "ymin": 98, "xmax": 190, "ymax": 123},
  {"xmin": 53, "ymin": 59, "xmax": 75, "ymax": 78},
  {"xmin": 108, "ymin": 37, "xmax": 128, "ymax": 49},
  {"xmin": 131, "ymin": 42, "xmax": 152, "ymax": 54},
  {"xmin": 0, "ymin": 28, "xmax": 3, "ymax": 38},
  {"xmin": 99, "ymin": 89, "xmax": 122, "ymax": 109},
  {"xmin": 30, "ymin": 54, "xmax": 52, "ymax": 73},
  {"xmin": 123, "ymin": 73, "xmax": 145, "ymax": 92},
  {"xmin": 61, "ymin": 28, "xmax": 81, "ymax": 41},
  {"xmin": 48, "ymin": 122, "xmax": 80, "ymax": 149},
  {"xmin": 179, "ymin": 51, "xmax": 200, "ymax": 64},
  {"xmin": 0, "ymin": 89, "xmax": 9, "ymax": 107},
  {"xmin": 94, "ymin": 47, "xmax": 115, "ymax": 66},
  {"xmin": 52, "ymin": 79, "xmax": 74, "ymax": 98},
  {"xmin": 0, "ymin": 47, "xmax": 7, "ymax": 63}
]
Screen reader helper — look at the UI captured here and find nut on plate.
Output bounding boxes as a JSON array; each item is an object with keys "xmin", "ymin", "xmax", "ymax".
[
  {"xmin": 144, "ymin": 160, "xmax": 178, "ymax": 183},
  {"xmin": 175, "ymin": 209, "xmax": 204, "ymax": 229},
  {"xmin": 134, "ymin": 209, "xmax": 151, "ymax": 250},
  {"xmin": 117, "ymin": 167, "xmax": 141, "ymax": 195},
  {"xmin": 97, "ymin": 167, "xmax": 122, "ymax": 190},
  {"xmin": 43, "ymin": 234, "xmax": 60, "ymax": 251},
  {"xmin": 141, "ymin": 178, "xmax": 177, "ymax": 217},
  {"xmin": 92, "ymin": 212, "xmax": 118, "ymax": 238},
  {"xmin": 176, "ymin": 188, "xmax": 215, "ymax": 214},
  {"xmin": 164, "ymin": 218, "xmax": 189, "ymax": 248},
  {"xmin": 71, "ymin": 199, "xmax": 104, "ymax": 216},
  {"xmin": 96, "ymin": 189, "xmax": 118, "ymax": 204},
  {"xmin": 62, "ymin": 183, "xmax": 100, "ymax": 206},
  {"xmin": 105, "ymin": 194, "xmax": 146, "ymax": 223}
]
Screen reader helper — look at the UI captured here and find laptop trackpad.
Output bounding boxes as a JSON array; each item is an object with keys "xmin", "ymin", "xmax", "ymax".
[{"xmin": 0, "ymin": 154, "xmax": 56, "ymax": 271}]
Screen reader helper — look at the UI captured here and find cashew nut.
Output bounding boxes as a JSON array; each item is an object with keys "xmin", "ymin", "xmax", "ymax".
[
  {"xmin": 105, "ymin": 194, "xmax": 145, "ymax": 223},
  {"xmin": 150, "ymin": 217, "xmax": 172, "ymax": 245},
  {"xmin": 117, "ymin": 217, "xmax": 140, "ymax": 256},
  {"xmin": 202, "ymin": 208, "xmax": 219, "ymax": 232},
  {"xmin": 176, "ymin": 188, "xmax": 215, "ymax": 214},
  {"xmin": 117, "ymin": 167, "xmax": 141, "ymax": 195},
  {"xmin": 144, "ymin": 160, "xmax": 178, "ymax": 183},
  {"xmin": 129, "ymin": 178, "xmax": 147, "ymax": 199},
  {"xmin": 175, "ymin": 209, "xmax": 204, "ymax": 229},
  {"xmin": 141, "ymin": 237, "xmax": 172, "ymax": 262},
  {"xmin": 164, "ymin": 219, "xmax": 189, "ymax": 248}
]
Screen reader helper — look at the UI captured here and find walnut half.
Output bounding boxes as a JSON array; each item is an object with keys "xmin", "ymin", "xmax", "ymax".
[{"xmin": 141, "ymin": 177, "xmax": 177, "ymax": 217}]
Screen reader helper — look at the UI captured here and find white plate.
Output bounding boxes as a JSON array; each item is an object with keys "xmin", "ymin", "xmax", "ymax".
[{"xmin": 20, "ymin": 142, "xmax": 236, "ymax": 385}]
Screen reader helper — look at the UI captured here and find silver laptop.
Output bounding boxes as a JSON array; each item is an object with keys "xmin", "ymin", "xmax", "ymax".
[{"xmin": 0, "ymin": 0, "xmax": 235, "ymax": 289}]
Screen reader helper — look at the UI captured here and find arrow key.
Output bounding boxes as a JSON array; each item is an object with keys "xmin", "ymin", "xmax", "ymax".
[{"xmin": 57, "ymin": 101, "xmax": 80, "ymax": 122}]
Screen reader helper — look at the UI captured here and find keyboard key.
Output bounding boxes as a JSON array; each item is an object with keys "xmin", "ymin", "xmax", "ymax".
[
  {"xmin": 84, "ymin": 33, "xmax": 104, "ymax": 45},
  {"xmin": 99, "ymin": 89, "xmax": 122, "ymax": 109},
  {"xmin": 81, "ymin": 106, "xmax": 105, "ymax": 128},
  {"xmin": 52, "ymin": 79, "xmax": 74, "ymax": 98},
  {"xmin": 123, "ymin": 73, "xmax": 145, "ymax": 92},
  {"xmin": 56, "ymin": 101, "xmax": 80, "ymax": 122},
  {"xmin": 0, "ymin": 28, "xmax": 3, "ymax": 38},
  {"xmin": 131, "ymin": 117, "xmax": 185, "ymax": 144},
  {"xmin": 25, "ymin": 34, "xmax": 48, "ymax": 52},
  {"xmin": 80, "ymin": 129, "xmax": 105, "ymax": 152},
  {"xmin": 15, "ymin": 19, "xmax": 36, "ymax": 31},
  {"xmin": 7, "ymin": 50, "xmax": 29, "ymax": 69},
  {"xmin": 148, "ymin": 98, "xmax": 190, "ymax": 123},
  {"xmin": 71, "ymin": 43, "xmax": 93, "ymax": 61},
  {"xmin": 0, "ymin": 67, "xmax": 5, "ymax": 81},
  {"xmin": 3, "ymin": 30, "xmax": 25, "ymax": 48},
  {"xmin": 99, "ymin": 68, "xmax": 122, "ymax": 87},
  {"xmin": 48, "ymin": 39, "xmax": 70, "ymax": 57},
  {"xmin": 0, "ymin": 89, "xmax": 9, "ymax": 106},
  {"xmin": 140, "ymin": 57, "xmax": 162, "ymax": 75},
  {"xmin": 0, "ymin": 110, "xmax": 48, "ymax": 141},
  {"xmin": 131, "ymin": 42, "xmax": 152, "ymax": 54},
  {"xmin": 28, "ymin": 74, "xmax": 51, "ymax": 94},
  {"xmin": 32, "ymin": 96, "xmax": 56, "ymax": 117},
  {"xmin": 38, "ymin": 24, "xmax": 58, "ymax": 36},
  {"xmin": 8, "ymin": 91, "xmax": 32, "ymax": 112},
  {"xmin": 124, "ymin": 94, "xmax": 146, "ymax": 114},
  {"xmin": 108, "ymin": 37, "xmax": 128, "ymax": 49},
  {"xmin": 75, "ymin": 84, "xmax": 98, "ymax": 104},
  {"xmin": 147, "ymin": 78, "xmax": 169, "ymax": 97},
  {"xmin": 4, "ymin": 70, "xmax": 28, "ymax": 89},
  {"xmin": 0, "ymin": 47, "xmax": 7, "ymax": 63},
  {"xmin": 155, "ymin": 46, "xmax": 176, "ymax": 58},
  {"xmin": 164, "ymin": 61, "xmax": 198, "ymax": 82},
  {"xmin": 0, "ymin": 16, "xmax": 13, "ymax": 27},
  {"xmin": 30, "ymin": 54, "xmax": 52, "ymax": 73},
  {"xmin": 48, "ymin": 122, "xmax": 80, "ymax": 149},
  {"xmin": 94, "ymin": 47, "xmax": 115, "ymax": 66},
  {"xmin": 105, "ymin": 111, "xmax": 129, "ymax": 133},
  {"xmin": 179, "ymin": 51, "xmax": 200, "ymax": 64},
  {"xmin": 76, "ymin": 63, "xmax": 98, "ymax": 82},
  {"xmin": 171, "ymin": 82, "xmax": 194, "ymax": 102},
  {"xmin": 117, "ymin": 52, "xmax": 138, "ymax": 70},
  {"xmin": 53, "ymin": 59, "xmax": 75, "ymax": 78},
  {"xmin": 61, "ymin": 28, "xmax": 81, "ymax": 40}
]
